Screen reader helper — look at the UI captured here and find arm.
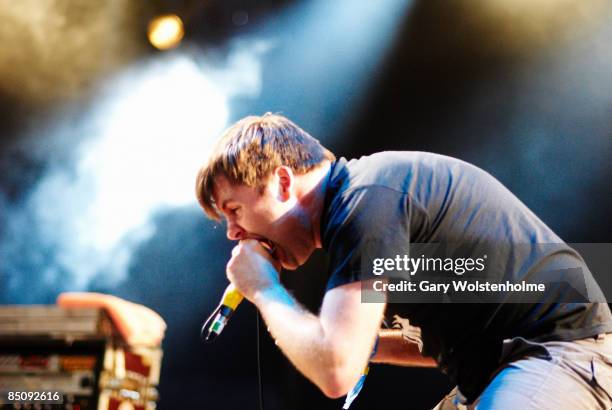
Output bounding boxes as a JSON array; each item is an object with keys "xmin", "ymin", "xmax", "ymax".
[
  {"xmin": 226, "ymin": 239, "xmax": 384, "ymax": 398},
  {"xmin": 253, "ymin": 281, "xmax": 385, "ymax": 398},
  {"xmin": 57, "ymin": 292, "xmax": 166, "ymax": 346},
  {"xmin": 371, "ymin": 329, "xmax": 436, "ymax": 367}
]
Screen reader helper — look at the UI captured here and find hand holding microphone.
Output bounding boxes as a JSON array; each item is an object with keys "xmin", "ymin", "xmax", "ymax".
[{"xmin": 202, "ymin": 239, "xmax": 280, "ymax": 342}]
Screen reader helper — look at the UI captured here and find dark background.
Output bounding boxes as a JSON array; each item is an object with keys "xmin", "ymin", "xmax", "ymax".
[{"xmin": 1, "ymin": 0, "xmax": 611, "ymax": 409}]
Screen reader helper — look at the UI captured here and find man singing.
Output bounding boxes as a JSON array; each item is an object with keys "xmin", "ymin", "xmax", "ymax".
[{"xmin": 195, "ymin": 113, "xmax": 612, "ymax": 409}]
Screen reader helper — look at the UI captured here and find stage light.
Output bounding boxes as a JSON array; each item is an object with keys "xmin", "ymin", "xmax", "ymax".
[{"xmin": 147, "ymin": 14, "xmax": 185, "ymax": 50}]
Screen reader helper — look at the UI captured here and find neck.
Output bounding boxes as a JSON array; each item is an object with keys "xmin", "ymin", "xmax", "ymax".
[{"xmin": 295, "ymin": 161, "xmax": 332, "ymax": 249}]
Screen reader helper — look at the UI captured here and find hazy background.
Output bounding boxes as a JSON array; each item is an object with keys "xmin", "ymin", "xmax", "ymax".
[{"xmin": 1, "ymin": 0, "xmax": 611, "ymax": 408}]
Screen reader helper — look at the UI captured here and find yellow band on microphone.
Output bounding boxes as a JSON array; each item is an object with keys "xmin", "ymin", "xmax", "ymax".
[{"xmin": 221, "ymin": 283, "xmax": 244, "ymax": 310}]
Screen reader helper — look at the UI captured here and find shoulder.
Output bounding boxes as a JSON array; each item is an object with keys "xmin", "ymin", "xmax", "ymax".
[
  {"xmin": 339, "ymin": 151, "xmax": 491, "ymax": 191},
  {"xmin": 325, "ymin": 150, "xmax": 470, "ymax": 219},
  {"xmin": 322, "ymin": 182, "xmax": 411, "ymax": 255}
]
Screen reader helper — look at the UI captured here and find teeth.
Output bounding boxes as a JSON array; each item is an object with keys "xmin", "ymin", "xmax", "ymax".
[{"xmin": 259, "ymin": 239, "xmax": 276, "ymax": 255}]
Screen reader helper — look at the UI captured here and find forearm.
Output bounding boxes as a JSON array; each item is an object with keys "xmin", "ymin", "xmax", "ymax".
[
  {"xmin": 371, "ymin": 329, "xmax": 437, "ymax": 367},
  {"xmin": 253, "ymin": 285, "xmax": 359, "ymax": 395}
]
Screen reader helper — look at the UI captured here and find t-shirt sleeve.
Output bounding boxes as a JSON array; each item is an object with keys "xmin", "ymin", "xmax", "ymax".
[{"xmin": 325, "ymin": 186, "xmax": 412, "ymax": 291}]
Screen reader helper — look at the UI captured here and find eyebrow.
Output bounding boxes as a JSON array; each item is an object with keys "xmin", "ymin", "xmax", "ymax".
[{"xmin": 219, "ymin": 198, "xmax": 234, "ymax": 211}]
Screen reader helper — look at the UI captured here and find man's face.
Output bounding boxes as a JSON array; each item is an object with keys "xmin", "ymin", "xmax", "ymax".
[{"xmin": 212, "ymin": 174, "xmax": 313, "ymax": 270}]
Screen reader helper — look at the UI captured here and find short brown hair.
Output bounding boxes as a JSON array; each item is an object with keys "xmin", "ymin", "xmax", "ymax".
[{"xmin": 195, "ymin": 113, "xmax": 336, "ymax": 220}]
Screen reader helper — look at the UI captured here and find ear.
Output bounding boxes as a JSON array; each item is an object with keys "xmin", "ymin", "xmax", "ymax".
[{"xmin": 273, "ymin": 166, "xmax": 294, "ymax": 202}]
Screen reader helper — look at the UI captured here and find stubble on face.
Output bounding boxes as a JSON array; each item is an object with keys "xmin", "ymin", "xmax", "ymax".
[{"xmin": 212, "ymin": 175, "xmax": 309, "ymax": 270}]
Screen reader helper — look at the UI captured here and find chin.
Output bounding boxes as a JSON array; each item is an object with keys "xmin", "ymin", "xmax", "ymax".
[
  {"xmin": 280, "ymin": 254, "xmax": 304, "ymax": 271},
  {"xmin": 276, "ymin": 247, "xmax": 302, "ymax": 271},
  {"xmin": 281, "ymin": 261, "xmax": 300, "ymax": 271}
]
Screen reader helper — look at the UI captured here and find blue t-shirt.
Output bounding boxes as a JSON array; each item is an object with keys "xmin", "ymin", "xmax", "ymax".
[{"xmin": 320, "ymin": 151, "xmax": 612, "ymax": 401}]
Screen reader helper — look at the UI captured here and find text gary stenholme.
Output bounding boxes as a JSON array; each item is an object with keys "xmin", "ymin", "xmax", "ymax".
[{"xmin": 372, "ymin": 280, "xmax": 546, "ymax": 293}]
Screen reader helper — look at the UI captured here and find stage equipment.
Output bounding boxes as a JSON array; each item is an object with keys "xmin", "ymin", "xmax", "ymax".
[{"xmin": 0, "ymin": 305, "xmax": 163, "ymax": 410}]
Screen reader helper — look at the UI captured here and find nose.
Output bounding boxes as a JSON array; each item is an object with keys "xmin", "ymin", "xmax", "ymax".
[{"xmin": 226, "ymin": 220, "xmax": 246, "ymax": 241}]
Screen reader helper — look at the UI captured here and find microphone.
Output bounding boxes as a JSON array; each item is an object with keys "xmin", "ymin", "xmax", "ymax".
[
  {"xmin": 201, "ymin": 241, "xmax": 276, "ymax": 343},
  {"xmin": 201, "ymin": 283, "xmax": 244, "ymax": 342}
]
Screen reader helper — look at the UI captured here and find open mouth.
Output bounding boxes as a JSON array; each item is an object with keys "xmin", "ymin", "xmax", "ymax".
[{"xmin": 258, "ymin": 238, "xmax": 278, "ymax": 255}]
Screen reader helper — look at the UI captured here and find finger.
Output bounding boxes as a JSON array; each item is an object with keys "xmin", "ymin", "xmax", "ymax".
[
  {"xmin": 240, "ymin": 238, "xmax": 261, "ymax": 249},
  {"xmin": 225, "ymin": 262, "xmax": 233, "ymax": 279}
]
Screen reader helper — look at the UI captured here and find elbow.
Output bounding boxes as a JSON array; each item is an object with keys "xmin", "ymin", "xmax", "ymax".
[
  {"xmin": 319, "ymin": 365, "xmax": 361, "ymax": 399},
  {"xmin": 314, "ymin": 335, "xmax": 370, "ymax": 399}
]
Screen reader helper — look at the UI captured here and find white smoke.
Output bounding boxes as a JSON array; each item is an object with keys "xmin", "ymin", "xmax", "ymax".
[{"xmin": 6, "ymin": 40, "xmax": 271, "ymax": 292}]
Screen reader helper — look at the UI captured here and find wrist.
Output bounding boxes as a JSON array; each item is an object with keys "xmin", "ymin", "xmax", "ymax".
[{"xmin": 252, "ymin": 282, "xmax": 286, "ymax": 307}]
